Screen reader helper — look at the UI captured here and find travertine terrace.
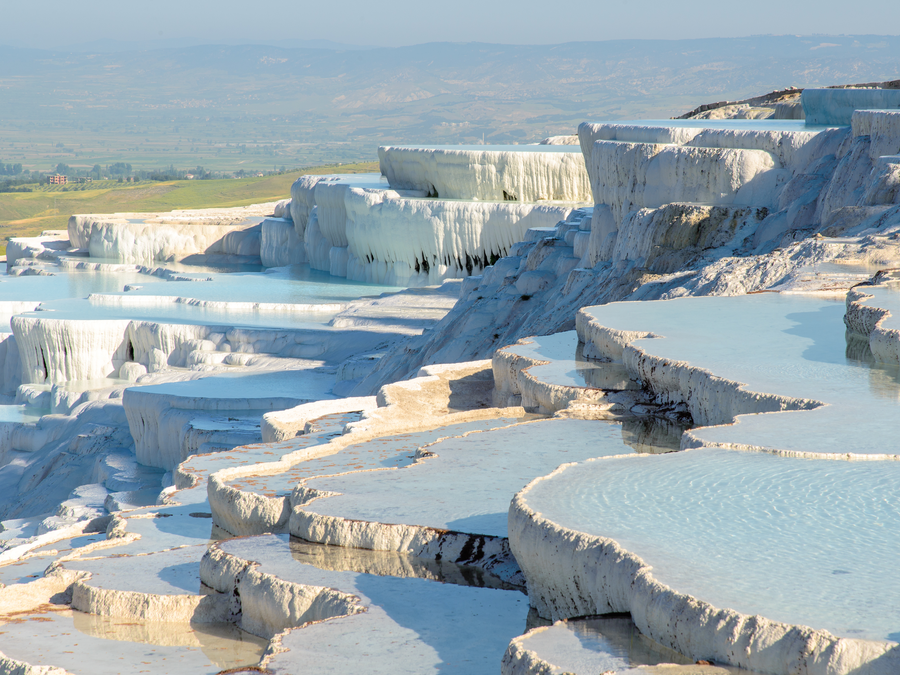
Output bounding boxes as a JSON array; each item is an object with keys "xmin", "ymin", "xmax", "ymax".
[{"xmin": 1, "ymin": 88, "xmax": 900, "ymax": 674}]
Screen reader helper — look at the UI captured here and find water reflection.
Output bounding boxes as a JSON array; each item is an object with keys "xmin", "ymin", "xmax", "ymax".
[
  {"xmin": 289, "ymin": 536, "xmax": 520, "ymax": 592},
  {"xmin": 72, "ymin": 612, "xmax": 267, "ymax": 671}
]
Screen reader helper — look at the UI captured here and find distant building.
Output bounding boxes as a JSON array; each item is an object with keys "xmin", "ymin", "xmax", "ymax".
[{"xmin": 48, "ymin": 174, "xmax": 67, "ymax": 185}]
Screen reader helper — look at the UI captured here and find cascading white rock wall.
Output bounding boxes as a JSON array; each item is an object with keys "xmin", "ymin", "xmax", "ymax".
[
  {"xmin": 315, "ymin": 178, "xmax": 396, "ymax": 248},
  {"xmin": 814, "ymin": 111, "xmax": 900, "ymax": 230},
  {"xmin": 578, "ymin": 122, "xmax": 823, "ymax": 173},
  {"xmin": 575, "ymin": 122, "xmax": 851, "ymax": 262},
  {"xmin": 304, "ymin": 210, "xmax": 333, "ymax": 273},
  {"xmin": 598, "ymin": 203, "xmax": 766, "ymax": 270},
  {"xmin": 0, "ymin": 333, "xmax": 22, "ymax": 397},
  {"xmin": 378, "ymin": 146, "xmax": 591, "ymax": 203},
  {"xmin": 260, "ymin": 217, "xmax": 307, "ymax": 267},
  {"xmin": 123, "ymin": 387, "xmax": 307, "ymax": 469},
  {"xmin": 852, "ymin": 110, "xmax": 900, "ymax": 160},
  {"xmin": 68, "ymin": 216, "xmax": 262, "ymax": 263},
  {"xmin": 11, "ymin": 309, "xmax": 410, "ymax": 388},
  {"xmin": 290, "ymin": 174, "xmax": 329, "ymax": 241},
  {"xmin": 12, "ymin": 316, "xmax": 134, "ymax": 384},
  {"xmin": 803, "ymin": 88, "xmax": 900, "ymax": 126},
  {"xmin": 341, "ymin": 188, "xmax": 575, "ymax": 286},
  {"xmin": 290, "ymin": 174, "xmax": 387, "ymax": 242},
  {"xmin": 587, "ymin": 140, "xmax": 784, "ymax": 224}
]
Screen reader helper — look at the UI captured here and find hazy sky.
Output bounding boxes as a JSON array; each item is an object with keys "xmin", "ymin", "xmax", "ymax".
[{"xmin": 3, "ymin": 0, "xmax": 900, "ymax": 49}]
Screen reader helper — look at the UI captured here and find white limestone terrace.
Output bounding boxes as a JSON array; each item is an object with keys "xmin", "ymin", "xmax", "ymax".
[
  {"xmin": 378, "ymin": 144, "xmax": 591, "ymax": 203},
  {"xmin": 0, "ymin": 248, "xmax": 463, "ymax": 550},
  {"xmin": 340, "ymin": 187, "xmax": 577, "ymax": 285},
  {"xmin": 512, "ymin": 447, "xmax": 900, "ymax": 675},
  {"xmin": 290, "ymin": 418, "xmax": 654, "ymax": 557},
  {"xmin": 7, "ymin": 270, "xmax": 453, "ymax": 389},
  {"xmin": 301, "ymin": 175, "xmax": 580, "ymax": 285},
  {"xmin": 289, "ymin": 172, "xmax": 388, "ymax": 239},
  {"xmin": 202, "ymin": 534, "xmax": 530, "ymax": 674},
  {"xmin": 493, "ymin": 330, "xmax": 643, "ymax": 414},
  {"xmin": 0, "ymin": 367, "xmax": 537, "ymax": 674},
  {"xmin": 291, "ymin": 169, "xmax": 585, "ymax": 288},
  {"xmin": 577, "ymin": 119, "xmax": 838, "ymax": 229},
  {"xmin": 358, "ymin": 107, "xmax": 900, "ymax": 395},
  {"xmin": 577, "ymin": 293, "xmax": 900, "ymax": 456},
  {"xmin": 845, "ymin": 277, "xmax": 900, "ymax": 364},
  {"xmin": 2, "ymin": 88, "xmax": 900, "ymax": 675},
  {"xmin": 216, "ymin": 417, "xmax": 529, "ymax": 535},
  {"xmin": 505, "ymin": 291, "xmax": 900, "ymax": 675},
  {"xmin": 803, "ymin": 88, "xmax": 900, "ymax": 125},
  {"xmin": 123, "ymin": 369, "xmax": 337, "ymax": 470},
  {"xmin": 67, "ymin": 203, "xmax": 277, "ymax": 264},
  {"xmin": 503, "ymin": 615, "xmax": 759, "ymax": 675}
]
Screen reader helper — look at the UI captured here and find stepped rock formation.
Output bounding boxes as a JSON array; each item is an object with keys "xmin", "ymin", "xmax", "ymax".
[{"xmin": 0, "ymin": 86, "xmax": 900, "ymax": 675}]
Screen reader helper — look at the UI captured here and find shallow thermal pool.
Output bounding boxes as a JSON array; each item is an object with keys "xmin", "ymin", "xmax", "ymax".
[
  {"xmin": 582, "ymin": 293, "xmax": 900, "ymax": 456},
  {"xmin": 217, "ymin": 534, "xmax": 529, "ymax": 675},
  {"xmin": 21, "ymin": 297, "xmax": 337, "ymax": 331},
  {"xmin": 500, "ymin": 331, "xmax": 640, "ymax": 390},
  {"xmin": 129, "ymin": 369, "xmax": 337, "ymax": 403},
  {"xmin": 0, "ymin": 405, "xmax": 46, "ymax": 423},
  {"xmin": 0, "ymin": 609, "xmax": 267, "ymax": 675},
  {"xmin": 861, "ymin": 282, "xmax": 900, "ymax": 334},
  {"xmin": 523, "ymin": 447, "xmax": 900, "ymax": 642},
  {"xmin": 596, "ymin": 119, "xmax": 840, "ymax": 132},
  {"xmin": 1, "ymin": 261, "xmax": 405, "ymax": 333},
  {"xmin": 226, "ymin": 416, "xmax": 531, "ymax": 499},
  {"xmin": 118, "ymin": 264, "xmax": 404, "ymax": 305},
  {"xmin": 0, "ymin": 268, "xmax": 163, "ymax": 301},
  {"xmin": 301, "ymin": 418, "xmax": 658, "ymax": 538},
  {"xmin": 519, "ymin": 616, "xmax": 695, "ymax": 674}
]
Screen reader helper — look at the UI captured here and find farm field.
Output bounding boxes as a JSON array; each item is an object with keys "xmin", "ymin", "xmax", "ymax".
[{"xmin": 0, "ymin": 161, "xmax": 378, "ymax": 255}]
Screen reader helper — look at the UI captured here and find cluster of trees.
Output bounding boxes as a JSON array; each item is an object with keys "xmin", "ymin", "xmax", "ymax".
[
  {"xmin": 39, "ymin": 163, "xmax": 218, "ymax": 184},
  {"xmin": 143, "ymin": 165, "xmax": 212, "ymax": 181},
  {"xmin": 1, "ymin": 162, "xmax": 33, "ymax": 192},
  {"xmin": 0, "ymin": 162, "xmax": 24, "ymax": 176},
  {"xmin": 108, "ymin": 162, "xmax": 132, "ymax": 176},
  {"xmin": 0, "ymin": 162, "xmax": 294, "ymax": 192}
]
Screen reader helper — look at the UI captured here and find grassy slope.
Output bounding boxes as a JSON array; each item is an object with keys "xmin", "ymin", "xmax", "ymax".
[{"xmin": 0, "ymin": 161, "xmax": 379, "ymax": 254}]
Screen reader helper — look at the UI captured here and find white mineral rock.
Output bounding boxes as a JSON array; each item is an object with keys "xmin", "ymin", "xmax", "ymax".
[
  {"xmin": 379, "ymin": 145, "xmax": 591, "ymax": 203},
  {"xmin": 260, "ymin": 217, "xmax": 307, "ymax": 267}
]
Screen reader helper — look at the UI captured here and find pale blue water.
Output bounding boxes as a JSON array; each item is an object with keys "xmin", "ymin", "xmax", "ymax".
[
  {"xmin": 526, "ymin": 448, "xmax": 900, "ymax": 642},
  {"xmin": 595, "ymin": 119, "xmax": 839, "ymax": 131},
  {"xmin": 519, "ymin": 616, "xmax": 702, "ymax": 674},
  {"xmin": 3, "ymin": 262, "xmax": 404, "ymax": 331},
  {"xmin": 118, "ymin": 265, "xmax": 403, "ymax": 305},
  {"xmin": 226, "ymin": 416, "xmax": 530, "ymax": 499},
  {"xmin": 582, "ymin": 294, "xmax": 900, "ymax": 456},
  {"xmin": 0, "ymin": 405, "xmax": 47, "ymax": 423},
  {"xmin": 316, "ymin": 173, "xmax": 388, "ymax": 186},
  {"xmin": 0, "ymin": 268, "xmax": 163, "ymax": 302},
  {"xmin": 220, "ymin": 534, "xmax": 529, "ymax": 675},
  {"xmin": 128, "ymin": 370, "xmax": 336, "ymax": 402},
  {"xmin": 20, "ymin": 298, "xmax": 336, "ymax": 330},
  {"xmin": 500, "ymin": 331, "xmax": 639, "ymax": 390},
  {"xmin": 864, "ymin": 284, "xmax": 900, "ymax": 334},
  {"xmin": 304, "ymin": 419, "xmax": 640, "ymax": 538}
]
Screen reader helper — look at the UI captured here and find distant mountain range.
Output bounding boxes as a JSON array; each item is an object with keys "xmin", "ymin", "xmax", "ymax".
[{"xmin": 0, "ymin": 36, "xmax": 898, "ymax": 168}]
